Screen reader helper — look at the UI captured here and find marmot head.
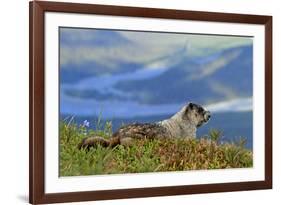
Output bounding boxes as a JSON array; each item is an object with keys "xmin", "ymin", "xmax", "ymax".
[{"xmin": 182, "ymin": 102, "xmax": 211, "ymax": 127}]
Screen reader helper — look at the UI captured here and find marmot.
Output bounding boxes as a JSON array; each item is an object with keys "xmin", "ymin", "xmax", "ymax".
[{"xmin": 78, "ymin": 102, "xmax": 211, "ymax": 149}]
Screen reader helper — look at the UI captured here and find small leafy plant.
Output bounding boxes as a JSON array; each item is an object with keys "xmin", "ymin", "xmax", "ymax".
[{"xmin": 208, "ymin": 128, "xmax": 223, "ymax": 142}]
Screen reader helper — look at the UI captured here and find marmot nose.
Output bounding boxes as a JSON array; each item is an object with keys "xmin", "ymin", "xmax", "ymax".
[{"xmin": 205, "ymin": 111, "xmax": 211, "ymax": 120}]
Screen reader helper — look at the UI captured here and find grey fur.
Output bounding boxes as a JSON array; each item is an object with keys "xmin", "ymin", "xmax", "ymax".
[
  {"xmin": 78, "ymin": 102, "xmax": 211, "ymax": 149},
  {"xmin": 159, "ymin": 103, "xmax": 210, "ymax": 138}
]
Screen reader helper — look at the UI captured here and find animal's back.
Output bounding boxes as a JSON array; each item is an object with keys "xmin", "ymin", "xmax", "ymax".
[{"xmin": 112, "ymin": 123, "xmax": 170, "ymax": 139}]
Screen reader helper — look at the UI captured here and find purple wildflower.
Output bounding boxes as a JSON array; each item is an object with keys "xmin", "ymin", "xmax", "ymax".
[{"xmin": 82, "ymin": 120, "xmax": 90, "ymax": 128}]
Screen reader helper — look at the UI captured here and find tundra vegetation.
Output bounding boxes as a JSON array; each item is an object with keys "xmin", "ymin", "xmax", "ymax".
[{"xmin": 59, "ymin": 118, "xmax": 253, "ymax": 176}]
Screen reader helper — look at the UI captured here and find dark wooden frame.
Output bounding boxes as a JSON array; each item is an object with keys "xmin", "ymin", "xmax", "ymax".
[{"xmin": 29, "ymin": 1, "xmax": 272, "ymax": 204}]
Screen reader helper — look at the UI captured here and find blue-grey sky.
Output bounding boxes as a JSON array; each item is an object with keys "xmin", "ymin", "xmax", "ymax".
[
  {"xmin": 59, "ymin": 27, "xmax": 253, "ymax": 118},
  {"xmin": 60, "ymin": 28, "xmax": 252, "ymax": 69}
]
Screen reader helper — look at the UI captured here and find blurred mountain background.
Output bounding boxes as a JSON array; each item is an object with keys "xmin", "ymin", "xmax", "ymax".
[{"xmin": 59, "ymin": 28, "xmax": 253, "ymax": 149}]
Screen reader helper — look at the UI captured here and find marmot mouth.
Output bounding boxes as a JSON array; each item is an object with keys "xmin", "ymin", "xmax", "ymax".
[{"xmin": 204, "ymin": 111, "xmax": 211, "ymax": 122}]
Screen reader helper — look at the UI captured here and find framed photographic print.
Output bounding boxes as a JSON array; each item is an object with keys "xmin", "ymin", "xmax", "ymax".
[{"xmin": 29, "ymin": 1, "xmax": 272, "ymax": 204}]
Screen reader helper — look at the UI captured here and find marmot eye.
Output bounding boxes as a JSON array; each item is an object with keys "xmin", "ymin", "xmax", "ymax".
[{"xmin": 198, "ymin": 107, "xmax": 204, "ymax": 113}]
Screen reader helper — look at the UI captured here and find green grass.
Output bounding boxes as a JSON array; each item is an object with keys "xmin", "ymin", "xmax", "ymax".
[{"xmin": 59, "ymin": 120, "xmax": 253, "ymax": 176}]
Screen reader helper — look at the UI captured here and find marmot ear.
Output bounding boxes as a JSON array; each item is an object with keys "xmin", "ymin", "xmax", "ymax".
[{"xmin": 188, "ymin": 102, "xmax": 195, "ymax": 109}]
